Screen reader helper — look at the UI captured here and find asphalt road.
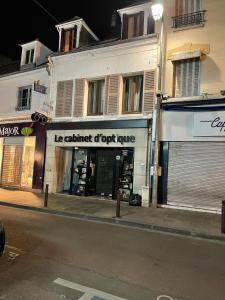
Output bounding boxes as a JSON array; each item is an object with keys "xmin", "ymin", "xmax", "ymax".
[{"xmin": 0, "ymin": 206, "xmax": 225, "ymax": 300}]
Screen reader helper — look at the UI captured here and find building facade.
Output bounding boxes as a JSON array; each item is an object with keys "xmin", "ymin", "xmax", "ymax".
[
  {"xmin": 44, "ymin": 3, "xmax": 159, "ymax": 206},
  {"xmin": 155, "ymin": 0, "xmax": 225, "ymax": 212},
  {"xmin": 0, "ymin": 40, "xmax": 52, "ymax": 190}
]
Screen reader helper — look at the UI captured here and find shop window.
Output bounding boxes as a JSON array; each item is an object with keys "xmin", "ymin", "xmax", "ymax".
[
  {"xmin": 122, "ymin": 12, "xmax": 144, "ymax": 39},
  {"xmin": 123, "ymin": 75, "xmax": 143, "ymax": 113},
  {"xmin": 25, "ymin": 49, "xmax": 34, "ymax": 64},
  {"xmin": 60, "ymin": 26, "xmax": 77, "ymax": 52},
  {"xmin": 16, "ymin": 86, "xmax": 32, "ymax": 111},
  {"xmin": 173, "ymin": 58, "xmax": 200, "ymax": 97},
  {"xmin": 88, "ymin": 80, "xmax": 105, "ymax": 115}
]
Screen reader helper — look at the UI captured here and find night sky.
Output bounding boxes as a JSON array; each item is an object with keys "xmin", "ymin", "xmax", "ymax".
[{"xmin": 1, "ymin": 0, "xmax": 144, "ymax": 61}]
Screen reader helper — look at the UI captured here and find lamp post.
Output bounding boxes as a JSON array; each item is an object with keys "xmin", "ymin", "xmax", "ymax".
[{"xmin": 151, "ymin": 1, "xmax": 164, "ymax": 208}]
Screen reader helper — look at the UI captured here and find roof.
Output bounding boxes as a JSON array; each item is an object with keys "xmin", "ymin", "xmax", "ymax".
[
  {"xmin": 56, "ymin": 16, "xmax": 82, "ymax": 26},
  {"xmin": 118, "ymin": 0, "xmax": 149, "ymax": 10},
  {"xmin": 0, "ymin": 61, "xmax": 47, "ymax": 78}
]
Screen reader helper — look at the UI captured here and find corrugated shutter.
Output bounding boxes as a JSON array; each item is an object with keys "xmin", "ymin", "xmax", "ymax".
[
  {"xmin": 106, "ymin": 75, "xmax": 120, "ymax": 115},
  {"xmin": 74, "ymin": 79, "xmax": 85, "ymax": 117},
  {"xmin": 167, "ymin": 142, "xmax": 225, "ymax": 211},
  {"xmin": 1, "ymin": 145, "xmax": 23, "ymax": 186},
  {"xmin": 55, "ymin": 80, "xmax": 73, "ymax": 117},
  {"xmin": 175, "ymin": 58, "xmax": 200, "ymax": 97},
  {"xmin": 143, "ymin": 70, "xmax": 156, "ymax": 113}
]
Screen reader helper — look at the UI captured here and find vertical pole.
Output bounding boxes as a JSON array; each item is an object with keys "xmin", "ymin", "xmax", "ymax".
[
  {"xmin": 69, "ymin": 147, "xmax": 75, "ymax": 195},
  {"xmin": 116, "ymin": 190, "xmax": 121, "ymax": 218},
  {"xmin": 222, "ymin": 200, "xmax": 225, "ymax": 234},
  {"xmin": 44, "ymin": 184, "xmax": 49, "ymax": 207}
]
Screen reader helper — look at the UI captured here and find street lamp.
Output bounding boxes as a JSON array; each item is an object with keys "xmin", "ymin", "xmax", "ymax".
[{"xmin": 151, "ymin": 1, "xmax": 164, "ymax": 208}]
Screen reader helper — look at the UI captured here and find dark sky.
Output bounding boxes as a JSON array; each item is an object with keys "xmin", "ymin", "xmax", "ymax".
[{"xmin": 1, "ymin": 0, "xmax": 143, "ymax": 61}]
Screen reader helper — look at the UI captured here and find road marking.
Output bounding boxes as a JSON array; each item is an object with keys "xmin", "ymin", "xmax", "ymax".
[
  {"xmin": 5, "ymin": 244, "xmax": 25, "ymax": 254},
  {"xmin": 54, "ymin": 278, "xmax": 128, "ymax": 300},
  {"xmin": 157, "ymin": 296, "xmax": 174, "ymax": 300}
]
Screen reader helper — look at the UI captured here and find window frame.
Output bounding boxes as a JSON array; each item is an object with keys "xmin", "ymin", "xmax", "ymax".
[
  {"xmin": 87, "ymin": 80, "xmax": 105, "ymax": 116},
  {"xmin": 173, "ymin": 57, "xmax": 200, "ymax": 98},
  {"xmin": 16, "ymin": 86, "xmax": 32, "ymax": 111},
  {"xmin": 122, "ymin": 75, "xmax": 143, "ymax": 114},
  {"xmin": 61, "ymin": 26, "xmax": 77, "ymax": 52},
  {"xmin": 25, "ymin": 49, "xmax": 34, "ymax": 65}
]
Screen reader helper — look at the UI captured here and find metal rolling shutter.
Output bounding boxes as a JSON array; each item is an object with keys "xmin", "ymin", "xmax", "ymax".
[
  {"xmin": 1, "ymin": 145, "xmax": 23, "ymax": 186},
  {"xmin": 167, "ymin": 142, "xmax": 225, "ymax": 211}
]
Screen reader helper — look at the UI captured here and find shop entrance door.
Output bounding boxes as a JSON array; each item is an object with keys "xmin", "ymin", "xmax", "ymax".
[
  {"xmin": 1, "ymin": 145, "xmax": 23, "ymax": 186},
  {"xmin": 96, "ymin": 149, "xmax": 115, "ymax": 196}
]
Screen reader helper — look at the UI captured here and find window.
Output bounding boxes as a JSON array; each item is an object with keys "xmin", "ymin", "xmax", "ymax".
[
  {"xmin": 25, "ymin": 49, "xmax": 34, "ymax": 64},
  {"xmin": 123, "ymin": 75, "xmax": 143, "ymax": 113},
  {"xmin": 60, "ymin": 27, "xmax": 77, "ymax": 52},
  {"xmin": 174, "ymin": 58, "xmax": 200, "ymax": 97},
  {"xmin": 88, "ymin": 80, "xmax": 105, "ymax": 115},
  {"xmin": 122, "ymin": 12, "xmax": 144, "ymax": 39},
  {"xmin": 172, "ymin": 0, "xmax": 205, "ymax": 29},
  {"xmin": 17, "ymin": 86, "xmax": 32, "ymax": 110}
]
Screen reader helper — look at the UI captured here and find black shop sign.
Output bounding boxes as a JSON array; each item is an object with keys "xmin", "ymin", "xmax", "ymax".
[{"xmin": 55, "ymin": 133, "xmax": 136, "ymax": 145}]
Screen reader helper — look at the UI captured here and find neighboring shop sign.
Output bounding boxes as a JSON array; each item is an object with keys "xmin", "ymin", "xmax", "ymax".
[
  {"xmin": 34, "ymin": 81, "xmax": 47, "ymax": 94},
  {"xmin": 0, "ymin": 123, "xmax": 34, "ymax": 137},
  {"xmin": 55, "ymin": 133, "xmax": 136, "ymax": 145},
  {"xmin": 194, "ymin": 112, "xmax": 225, "ymax": 136}
]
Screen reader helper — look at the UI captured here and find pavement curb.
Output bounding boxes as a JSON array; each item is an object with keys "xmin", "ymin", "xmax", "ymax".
[{"xmin": 0, "ymin": 201, "xmax": 225, "ymax": 244}]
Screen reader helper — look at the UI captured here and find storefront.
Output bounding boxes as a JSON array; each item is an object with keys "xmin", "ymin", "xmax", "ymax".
[
  {"xmin": 0, "ymin": 122, "xmax": 46, "ymax": 190},
  {"xmin": 45, "ymin": 119, "xmax": 150, "ymax": 204},
  {"xmin": 160, "ymin": 104, "xmax": 225, "ymax": 213}
]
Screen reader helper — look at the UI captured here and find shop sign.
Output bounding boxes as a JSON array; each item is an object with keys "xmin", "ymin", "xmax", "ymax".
[
  {"xmin": 194, "ymin": 112, "xmax": 225, "ymax": 136},
  {"xmin": 55, "ymin": 133, "xmax": 136, "ymax": 145},
  {"xmin": 34, "ymin": 82, "xmax": 47, "ymax": 94},
  {"xmin": 0, "ymin": 124, "xmax": 34, "ymax": 137}
]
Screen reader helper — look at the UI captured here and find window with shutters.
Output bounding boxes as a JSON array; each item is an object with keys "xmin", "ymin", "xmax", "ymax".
[
  {"xmin": 122, "ymin": 12, "xmax": 144, "ymax": 39},
  {"xmin": 123, "ymin": 75, "xmax": 143, "ymax": 113},
  {"xmin": 60, "ymin": 27, "xmax": 77, "ymax": 52},
  {"xmin": 172, "ymin": 0, "xmax": 205, "ymax": 29},
  {"xmin": 25, "ymin": 49, "xmax": 34, "ymax": 64},
  {"xmin": 88, "ymin": 80, "xmax": 105, "ymax": 115},
  {"xmin": 55, "ymin": 80, "xmax": 73, "ymax": 117},
  {"xmin": 174, "ymin": 58, "xmax": 200, "ymax": 97},
  {"xmin": 16, "ymin": 86, "xmax": 32, "ymax": 111}
]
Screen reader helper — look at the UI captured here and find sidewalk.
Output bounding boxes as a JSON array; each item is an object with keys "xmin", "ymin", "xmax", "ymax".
[{"xmin": 0, "ymin": 187, "xmax": 224, "ymax": 243}]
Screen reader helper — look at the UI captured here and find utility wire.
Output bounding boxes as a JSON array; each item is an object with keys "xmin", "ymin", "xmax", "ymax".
[{"xmin": 32, "ymin": 0, "xmax": 60, "ymax": 23}]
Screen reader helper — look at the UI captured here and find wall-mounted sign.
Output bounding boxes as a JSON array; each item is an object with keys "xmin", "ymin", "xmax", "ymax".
[
  {"xmin": 0, "ymin": 123, "xmax": 35, "ymax": 137},
  {"xmin": 194, "ymin": 112, "xmax": 225, "ymax": 136},
  {"xmin": 55, "ymin": 133, "xmax": 136, "ymax": 145},
  {"xmin": 34, "ymin": 82, "xmax": 47, "ymax": 94}
]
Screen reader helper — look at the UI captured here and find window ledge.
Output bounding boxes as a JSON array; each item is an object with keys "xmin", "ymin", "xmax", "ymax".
[{"xmin": 173, "ymin": 23, "xmax": 205, "ymax": 32}]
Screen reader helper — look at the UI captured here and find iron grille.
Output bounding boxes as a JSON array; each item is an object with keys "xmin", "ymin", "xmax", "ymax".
[{"xmin": 172, "ymin": 10, "xmax": 206, "ymax": 29}]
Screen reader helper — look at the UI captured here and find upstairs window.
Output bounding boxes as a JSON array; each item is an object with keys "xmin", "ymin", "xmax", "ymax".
[
  {"xmin": 25, "ymin": 49, "xmax": 34, "ymax": 64},
  {"xmin": 16, "ymin": 86, "xmax": 32, "ymax": 111},
  {"xmin": 88, "ymin": 80, "xmax": 105, "ymax": 115},
  {"xmin": 60, "ymin": 26, "xmax": 77, "ymax": 52},
  {"xmin": 174, "ymin": 58, "xmax": 200, "ymax": 97},
  {"xmin": 122, "ymin": 12, "xmax": 144, "ymax": 39},
  {"xmin": 123, "ymin": 75, "xmax": 143, "ymax": 113},
  {"xmin": 172, "ymin": 0, "xmax": 205, "ymax": 29}
]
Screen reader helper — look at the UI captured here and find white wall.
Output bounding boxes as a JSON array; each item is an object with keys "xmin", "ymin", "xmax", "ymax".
[
  {"xmin": 161, "ymin": 110, "xmax": 225, "ymax": 142},
  {"xmin": 0, "ymin": 67, "xmax": 50, "ymax": 118}
]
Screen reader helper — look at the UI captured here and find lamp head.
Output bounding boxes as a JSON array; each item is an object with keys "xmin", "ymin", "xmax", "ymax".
[{"xmin": 151, "ymin": 3, "xmax": 163, "ymax": 21}]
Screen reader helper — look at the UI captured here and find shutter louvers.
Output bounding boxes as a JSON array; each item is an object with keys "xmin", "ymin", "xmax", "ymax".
[
  {"xmin": 74, "ymin": 79, "xmax": 85, "ymax": 117},
  {"xmin": 55, "ymin": 80, "xmax": 73, "ymax": 117},
  {"xmin": 122, "ymin": 14, "xmax": 128, "ymax": 39},
  {"xmin": 143, "ymin": 70, "xmax": 156, "ymax": 113},
  {"xmin": 139, "ymin": 11, "xmax": 144, "ymax": 36},
  {"xmin": 104, "ymin": 77, "xmax": 109, "ymax": 115},
  {"xmin": 107, "ymin": 75, "xmax": 120, "ymax": 115},
  {"xmin": 175, "ymin": 61, "xmax": 182, "ymax": 97}
]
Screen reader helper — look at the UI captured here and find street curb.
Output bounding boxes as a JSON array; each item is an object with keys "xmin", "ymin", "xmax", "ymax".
[{"xmin": 0, "ymin": 201, "xmax": 225, "ymax": 243}]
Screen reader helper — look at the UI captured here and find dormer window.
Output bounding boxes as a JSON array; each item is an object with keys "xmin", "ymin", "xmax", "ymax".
[
  {"xmin": 25, "ymin": 49, "xmax": 34, "ymax": 64},
  {"xmin": 60, "ymin": 26, "xmax": 77, "ymax": 52},
  {"xmin": 123, "ymin": 12, "xmax": 144, "ymax": 39}
]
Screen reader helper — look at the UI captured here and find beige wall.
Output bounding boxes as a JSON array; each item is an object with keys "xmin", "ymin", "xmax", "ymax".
[{"xmin": 161, "ymin": 0, "xmax": 225, "ymax": 97}]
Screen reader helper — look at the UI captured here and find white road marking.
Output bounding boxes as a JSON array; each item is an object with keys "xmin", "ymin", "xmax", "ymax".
[
  {"xmin": 5, "ymin": 244, "xmax": 25, "ymax": 254},
  {"xmin": 54, "ymin": 278, "xmax": 128, "ymax": 300},
  {"xmin": 157, "ymin": 295, "xmax": 175, "ymax": 300}
]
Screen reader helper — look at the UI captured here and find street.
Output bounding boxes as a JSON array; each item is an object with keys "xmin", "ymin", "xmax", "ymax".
[{"xmin": 0, "ymin": 206, "xmax": 224, "ymax": 300}]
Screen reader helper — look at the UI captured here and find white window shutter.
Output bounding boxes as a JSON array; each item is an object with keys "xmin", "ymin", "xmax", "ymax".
[
  {"xmin": 104, "ymin": 76, "xmax": 109, "ymax": 115},
  {"xmin": 143, "ymin": 70, "xmax": 156, "ymax": 113},
  {"xmin": 74, "ymin": 79, "xmax": 85, "ymax": 117},
  {"xmin": 106, "ymin": 75, "xmax": 120, "ymax": 115},
  {"xmin": 55, "ymin": 80, "xmax": 73, "ymax": 117}
]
